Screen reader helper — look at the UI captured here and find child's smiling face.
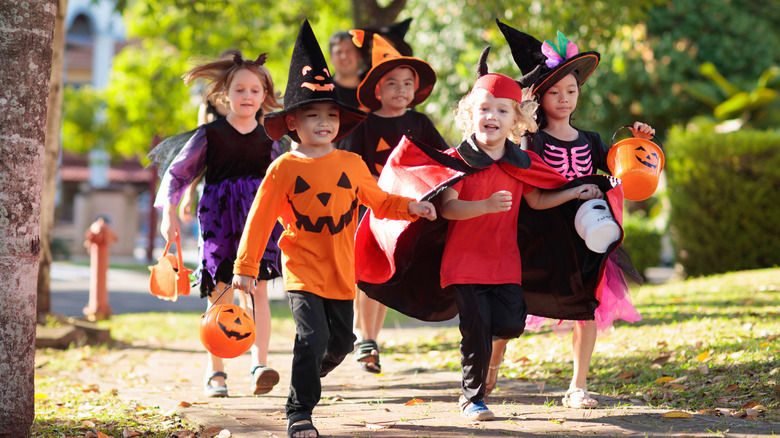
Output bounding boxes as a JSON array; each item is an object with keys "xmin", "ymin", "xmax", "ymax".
[
  {"xmin": 470, "ymin": 88, "xmax": 518, "ymax": 149},
  {"xmin": 286, "ymin": 103, "xmax": 341, "ymax": 147},
  {"xmin": 226, "ymin": 68, "xmax": 266, "ymax": 118},
  {"xmin": 375, "ymin": 66, "xmax": 416, "ymax": 114}
]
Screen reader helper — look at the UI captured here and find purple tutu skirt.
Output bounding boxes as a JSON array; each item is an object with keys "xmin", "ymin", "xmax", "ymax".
[
  {"xmin": 196, "ymin": 175, "xmax": 282, "ymax": 298},
  {"xmin": 525, "ymin": 255, "xmax": 642, "ymax": 334}
]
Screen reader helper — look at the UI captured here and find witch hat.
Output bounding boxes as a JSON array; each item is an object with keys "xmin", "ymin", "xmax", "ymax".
[
  {"xmin": 352, "ymin": 18, "xmax": 414, "ymax": 70},
  {"xmin": 353, "ymin": 33, "xmax": 436, "ymax": 111},
  {"xmin": 264, "ymin": 20, "xmax": 366, "ymax": 142},
  {"xmin": 495, "ymin": 19, "xmax": 599, "ymax": 97}
]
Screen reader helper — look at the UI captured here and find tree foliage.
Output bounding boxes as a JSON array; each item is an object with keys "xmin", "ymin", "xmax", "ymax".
[{"xmin": 62, "ymin": 0, "xmax": 780, "ymax": 159}]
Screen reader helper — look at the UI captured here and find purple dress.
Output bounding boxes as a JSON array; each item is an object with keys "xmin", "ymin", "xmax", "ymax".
[{"xmin": 155, "ymin": 118, "xmax": 283, "ymax": 297}]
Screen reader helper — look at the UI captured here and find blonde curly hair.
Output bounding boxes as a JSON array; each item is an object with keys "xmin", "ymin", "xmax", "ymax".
[{"xmin": 454, "ymin": 86, "xmax": 538, "ymax": 143}]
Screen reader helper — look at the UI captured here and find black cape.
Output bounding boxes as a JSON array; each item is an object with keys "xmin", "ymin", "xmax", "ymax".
[{"xmin": 354, "ymin": 136, "xmax": 625, "ymax": 322}]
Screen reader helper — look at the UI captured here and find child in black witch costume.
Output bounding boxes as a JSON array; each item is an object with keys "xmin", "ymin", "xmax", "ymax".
[
  {"xmin": 339, "ymin": 31, "xmax": 449, "ymax": 374},
  {"xmin": 490, "ymin": 20, "xmax": 652, "ymax": 408},
  {"xmin": 231, "ymin": 20, "xmax": 436, "ymax": 438},
  {"xmin": 153, "ymin": 53, "xmax": 285, "ymax": 398}
]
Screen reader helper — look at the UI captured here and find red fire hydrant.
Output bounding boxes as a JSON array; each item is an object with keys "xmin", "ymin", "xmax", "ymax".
[{"xmin": 82, "ymin": 217, "xmax": 118, "ymax": 321}]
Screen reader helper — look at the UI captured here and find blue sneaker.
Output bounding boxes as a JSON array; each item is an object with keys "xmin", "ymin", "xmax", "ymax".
[{"xmin": 459, "ymin": 395, "xmax": 495, "ymax": 421}]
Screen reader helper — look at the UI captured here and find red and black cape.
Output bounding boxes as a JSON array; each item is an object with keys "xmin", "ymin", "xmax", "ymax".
[{"xmin": 355, "ymin": 136, "xmax": 625, "ymax": 322}]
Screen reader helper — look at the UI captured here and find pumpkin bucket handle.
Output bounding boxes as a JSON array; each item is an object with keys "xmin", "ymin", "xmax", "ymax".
[
  {"xmin": 203, "ymin": 284, "xmax": 256, "ymax": 321},
  {"xmin": 610, "ymin": 125, "xmax": 663, "ymax": 151}
]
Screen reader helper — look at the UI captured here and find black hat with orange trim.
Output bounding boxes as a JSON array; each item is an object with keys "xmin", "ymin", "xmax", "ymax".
[
  {"xmin": 264, "ymin": 20, "xmax": 366, "ymax": 142},
  {"xmin": 495, "ymin": 19, "xmax": 600, "ymax": 97}
]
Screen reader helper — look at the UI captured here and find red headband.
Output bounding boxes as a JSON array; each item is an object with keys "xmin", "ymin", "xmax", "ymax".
[{"xmin": 473, "ymin": 73, "xmax": 523, "ymax": 104}]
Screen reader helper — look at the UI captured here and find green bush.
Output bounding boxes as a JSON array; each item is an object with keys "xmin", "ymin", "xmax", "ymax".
[
  {"xmin": 665, "ymin": 127, "xmax": 780, "ymax": 276},
  {"xmin": 622, "ymin": 213, "xmax": 662, "ymax": 278}
]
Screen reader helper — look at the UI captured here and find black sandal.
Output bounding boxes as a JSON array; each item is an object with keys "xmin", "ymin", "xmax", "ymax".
[
  {"xmin": 287, "ymin": 419, "xmax": 319, "ymax": 438},
  {"xmin": 354, "ymin": 339, "xmax": 381, "ymax": 374}
]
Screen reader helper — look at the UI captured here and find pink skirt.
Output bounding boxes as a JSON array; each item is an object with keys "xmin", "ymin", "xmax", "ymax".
[{"xmin": 525, "ymin": 257, "xmax": 642, "ymax": 334}]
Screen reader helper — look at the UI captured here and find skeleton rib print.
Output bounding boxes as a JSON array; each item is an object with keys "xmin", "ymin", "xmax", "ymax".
[{"xmin": 543, "ymin": 143, "xmax": 593, "ymax": 180}]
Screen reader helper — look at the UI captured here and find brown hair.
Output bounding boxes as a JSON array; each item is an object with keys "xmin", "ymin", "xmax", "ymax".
[{"xmin": 183, "ymin": 54, "xmax": 281, "ymax": 116}]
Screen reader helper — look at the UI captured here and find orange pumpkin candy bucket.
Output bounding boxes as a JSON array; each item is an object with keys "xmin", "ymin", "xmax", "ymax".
[
  {"xmin": 200, "ymin": 292, "xmax": 257, "ymax": 359},
  {"xmin": 607, "ymin": 126, "xmax": 665, "ymax": 201},
  {"xmin": 148, "ymin": 231, "xmax": 192, "ymax": 301}
]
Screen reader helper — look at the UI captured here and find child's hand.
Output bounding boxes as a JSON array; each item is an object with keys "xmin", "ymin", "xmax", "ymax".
[
  {"xmin": 486, "ymin": 190, "xmax": 512, "ymax": 213},
  {"xmin": 160, "ymin": 205, "xmax": 181, "ymax": 242},
  {"xmin": 629, "ymin": 121, "xmax": 655, "ymax": 140},
  {"xmin": 575, "ymin": 184, "xmax": 603, "ymax": 201},
  {"xmin": 232, "ymin": 274, "xmax": 255, "ymax": 295},
  {"xmin": 409, "ymin": 201, "xmax": 437, "ymax": 221}
]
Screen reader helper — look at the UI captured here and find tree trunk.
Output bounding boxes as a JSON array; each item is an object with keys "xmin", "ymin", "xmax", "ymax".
[
  {"xmin": 0, "ymin": 1, "xmax": 56, "ymax": 436},
  {"xmin": 351, "ymin": 0, "xmax": 407, "ymax": 28},
  {"xmin": 37, "ymin": 0, "xmax": 68, "ymax": 320}
]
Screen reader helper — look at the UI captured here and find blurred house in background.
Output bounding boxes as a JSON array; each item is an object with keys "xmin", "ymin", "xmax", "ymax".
[{"xmin": 55, "ymin": 0, "xmax": 156, "ymax": 259}]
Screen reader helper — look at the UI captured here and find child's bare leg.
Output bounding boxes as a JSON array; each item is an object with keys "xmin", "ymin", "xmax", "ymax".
[
  {"xmin": 206, "ymin": 283, "xmax": 234, "ymax": 390},
  {"xmin": 352, "ymin": 285, "xmax": 362, "ymax": 337},
  {"xmin": 486, "ymin": 338, "xmax": 508, "ymax": 396},
  {"xmin": 359, "ymin": 291, "xmax": 387, "ymax": 342},
  {"xmin": 564, "ymin": 320, "xmax": 598, "ymax": 408},
  {"xmin": 238, "ymin": 280, "xmax": 271, "ymax": 367}
]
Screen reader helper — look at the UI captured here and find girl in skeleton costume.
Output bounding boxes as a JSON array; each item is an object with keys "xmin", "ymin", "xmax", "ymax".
[
  {"xmin": 491, "ymin": 20, "xmax": 655, "ymax": 408},
  {"xmin": 154, "ymin": 53, "xmax": 285, "ymax": 398}
]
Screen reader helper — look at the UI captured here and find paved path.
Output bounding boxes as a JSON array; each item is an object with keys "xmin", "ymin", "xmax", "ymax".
[{"xmin": 47, "ymin": 263, "xmax": 778, "ymax": 437}]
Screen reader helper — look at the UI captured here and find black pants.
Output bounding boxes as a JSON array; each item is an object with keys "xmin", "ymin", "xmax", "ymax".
[
  {"xmin": 449, "ymin": 283, "xmax": 527, "ymax": 402},
  {"xmin": 285, "ymin": 290, "xmax": 356, "ymax": 423}
]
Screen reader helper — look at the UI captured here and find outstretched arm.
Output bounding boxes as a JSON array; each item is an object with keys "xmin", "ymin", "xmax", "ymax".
[
  {"xmin": 524, "ymin": 184, "xmax": 602, "ymax": 210},
  {"xmin": 439, "ymin": 187, "xmax": 512, "ymax": 221}
]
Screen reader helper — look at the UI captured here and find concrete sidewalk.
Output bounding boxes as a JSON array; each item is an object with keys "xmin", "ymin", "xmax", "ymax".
[
  {"xmin": 45, "ymin": 263, "xmax": 777, "ymax": 437},
  {"xmin": 48, "ymin": 329, "xmax": 779, "ymax": 438}
]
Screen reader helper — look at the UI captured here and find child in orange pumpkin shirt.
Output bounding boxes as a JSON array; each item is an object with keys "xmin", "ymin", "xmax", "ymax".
[{"xmin": 232, "ymin": 20, "xmax": 436, "ymax": 438}]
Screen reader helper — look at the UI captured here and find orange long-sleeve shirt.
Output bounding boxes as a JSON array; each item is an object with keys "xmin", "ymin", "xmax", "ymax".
[{"xmin": 234, "ymin": 149, "xmax": 417, "ymax": 300}]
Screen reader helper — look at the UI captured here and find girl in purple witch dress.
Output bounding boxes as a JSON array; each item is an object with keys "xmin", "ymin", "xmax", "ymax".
[{"xmin": 154, "ymin": 53, "xmax": 284, "ymax": 398}]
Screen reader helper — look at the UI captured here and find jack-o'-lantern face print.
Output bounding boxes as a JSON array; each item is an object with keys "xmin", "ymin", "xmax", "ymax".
[
  {"xmin": 634, "ymin": 145, "xmax": 660, "ymax": 169},
  {"xmin": 217, "ymin": 306, "xmax": 254, "ymax": 341},
  {"xmin": 300, "ymin": 65, "xmax": 335, "ymax": 92},
  {"xmin": 287, "ymin": 171, "xmax": 358, "ymax": 234},
  {"xmin": 373, "ymin": 138, "xmax": 392, "ymax": 174}
]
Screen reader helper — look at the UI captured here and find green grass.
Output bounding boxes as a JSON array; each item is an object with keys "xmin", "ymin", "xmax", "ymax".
[
  {"xmin": 382, "ymin": 268, "xmax": 780, "ymax": 421},
  {"xmin": 33, "ymin": 268, "xmax": 780, "ymax": 436}
]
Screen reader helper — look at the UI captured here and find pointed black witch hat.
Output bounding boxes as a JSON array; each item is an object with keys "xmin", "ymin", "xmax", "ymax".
[
  {"xmin": 264, "ymin": 20, "xmax": 366, "ymax": 142},
  {"xmin": 495, "ymin": 19, "xmax": 600, "ymax": 97}
]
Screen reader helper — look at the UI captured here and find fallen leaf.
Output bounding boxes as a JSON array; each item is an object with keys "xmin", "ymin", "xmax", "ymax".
[
  {"xmin": 550, "ymin": 418, "xmax": 565, "ymax": 425},
  {"xmin": 365, "ymin": 422, "xmax": 395, "ymax": 430},
  {"xmin": 726, "ymin": 384, "xmax": 739, "ymax": 391},
  {"xmin": 201, "ymin": 426, "xmax": 225, "ymax": 437},
  {"xmin": 698, "ymin": 365, "xmax": 709, "ymax": 375},
  {"xmin": 731, "ymin": 411, "xmax": 747, "ymax": 418},
  {"xmin": 696, "ymin": 352, "xmax": 709, "ymax": 362},
  {"xmin": 97, "ymin": 432, "xmax": 111, "ymax": 438},
  {"xmin": 662, "ymin": 411, "xmax": 693, "ymax": 418},
  {"xmin": 405, "ymin": 398, "xmax": 425, "ymax": 405},
  {"xmin": 82, "ymin": 421, "xmax": 96, "ymax": 428},
  {"xmin": 122, "ymin": 426, "xmax": 141, "ymax": 437},
  {"xmin": 652, "ymin": 355, "xmax": 672, "ymax": 365},
  {"xmin": 514, "ymin": 356, "xmax": 531, "ymax": 364},
  {"xmin": 215, "ymin": 430, "xmax": 232, "ymax": 438},
  {"xmin": 617, "ymin": 371, "xmax": 635, "ymax": 379},
  {"xmin": 745, "ymin": 408, "xmax": 760, "ymax": 419},
  {"xmin": 669, "ymin": 384, "xmax": 688, "ymax": 391},
  {"xmin": 697, "ymin": 409, "xmax": 720, "ymax": 416},
  {"xmin": 178, "ymin": 401, "xmax": 192, "ymax": 408},
  {"xmin": 741, "ymin": 401, "xmax": 765, "ymax": 410},
  {"xmin": 34, "ymin": 393, "xmax": 48, "ymax": 399},
  {"xmin": 655, "ymin": 376, "xmax": 674, "ymax": 383}
]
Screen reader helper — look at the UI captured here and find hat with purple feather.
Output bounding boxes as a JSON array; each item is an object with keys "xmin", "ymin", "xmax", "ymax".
[{"xmin": 495, "ymin": 19, "xmax": 600, "ymax": 97}]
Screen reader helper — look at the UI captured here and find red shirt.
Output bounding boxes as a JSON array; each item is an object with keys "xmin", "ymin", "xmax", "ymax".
[{"xmin": 440, "ymin": 163, "xmax": 534, "ymax": 288}]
